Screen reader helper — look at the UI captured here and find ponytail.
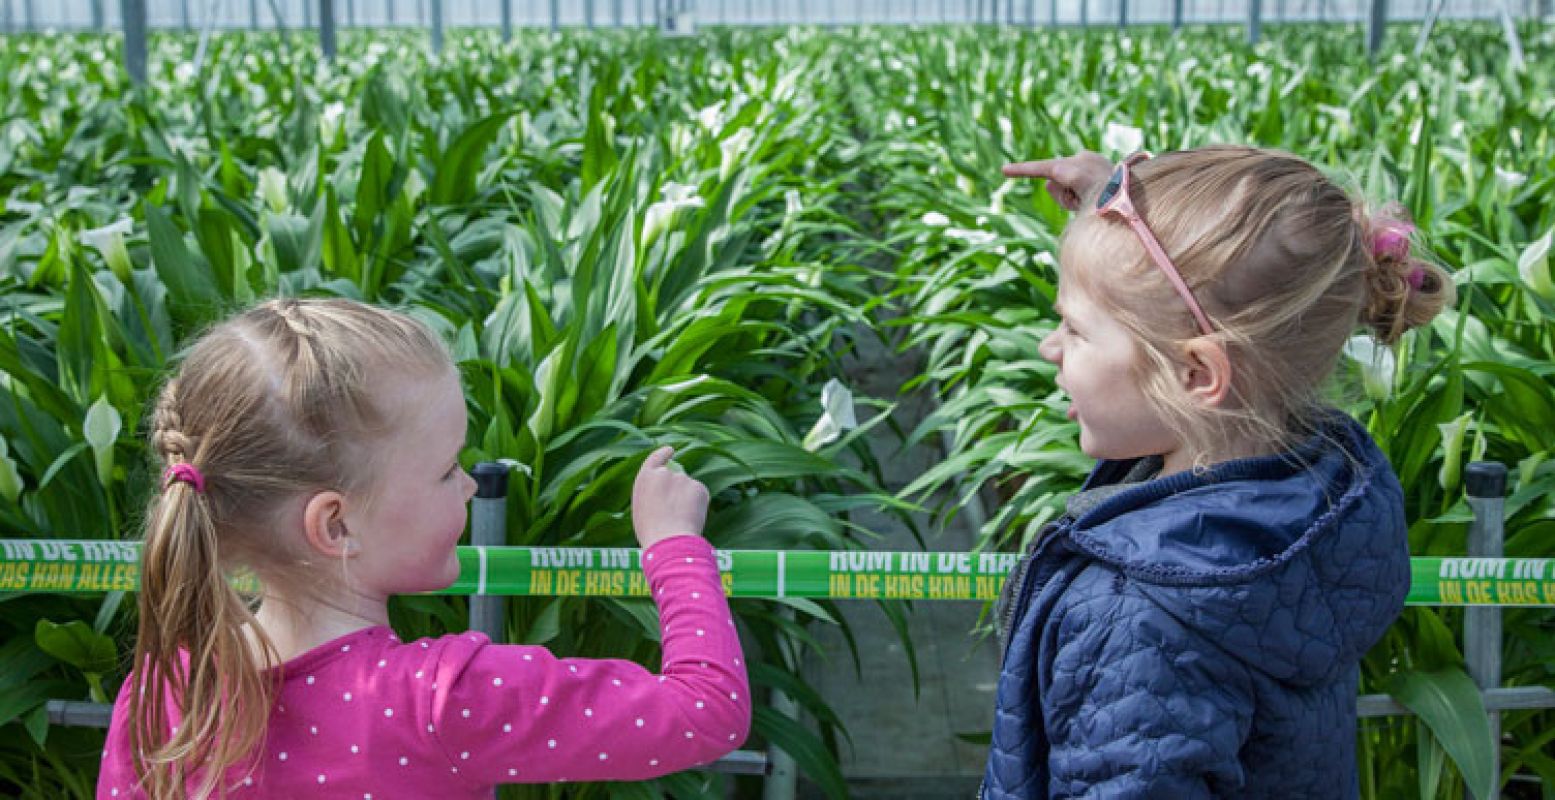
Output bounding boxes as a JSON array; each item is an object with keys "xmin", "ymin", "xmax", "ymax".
[{"xmin": 126, "ymin": 395, "xmax": 279, "ymax": 799}]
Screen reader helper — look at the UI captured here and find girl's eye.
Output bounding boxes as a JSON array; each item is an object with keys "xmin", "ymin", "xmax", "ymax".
[{"xmin": 443, "ymin": 463, "xmax": 460, "ymax": 480}]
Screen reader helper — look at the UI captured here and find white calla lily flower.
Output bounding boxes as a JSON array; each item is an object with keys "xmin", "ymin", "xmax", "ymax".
[
  {"xmin": 84, "ymin": 396, "xmax": 122, "ymax": 489},
  {"xmin": 257, "ymin": 167, "xmax": 289, "ymax": 214},
  {"xmin": 1494, "ymin": 166, "xmax": 1527, "ymax": 192},
  {"xmin": 1518, "ymin": 228, "xmax": 1554, "ymax": 301},
  {"xmin": 1437, "ymin": 412, "xmax": 1473, "ymax": 491},
  {"xmin": 1342, "ymin": 335, "xmax": 1396, "ymax": 400},
  {"xmin": 945, "ymin": 227, "xmax": 997, "ymax": 247},
  {"xmin": 642, "ymin": 182, "xmax": 705, "ymax": 246},
  {"xmin": 0, "ymin": 435, "xmax": 22, "ymax": 503},
  {"xmin": 78, "ymin": 218, "xmax": 135, "ymax": 281},
  {"xmin": 720, "ymin": 128, "xmax": 755, "ymax": 181},
  {"xmin": 802, "ymin": 379, "xmax": 859, "ymax": 452},
  {"xmin": 1101, "ymin": 122, "xmax": 1144, "ymax": 158}
]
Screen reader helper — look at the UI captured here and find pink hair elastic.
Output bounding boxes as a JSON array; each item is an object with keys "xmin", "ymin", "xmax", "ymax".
[
  {"xmin": 162, "ymin": 463, "xmax": 206, "ymax": 493},
  {"xmin": 1369, "ymin": 219, "xmax": 1414, "ymax": 264},
  {"xmin": 1406, "ymin": 267, "xmax": 1427, "ymax": 291}
]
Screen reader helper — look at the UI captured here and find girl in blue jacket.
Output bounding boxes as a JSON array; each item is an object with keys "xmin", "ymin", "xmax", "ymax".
[{"xmin": 982, "ymin": 146, "xmax": 1454, "ymax": 799}]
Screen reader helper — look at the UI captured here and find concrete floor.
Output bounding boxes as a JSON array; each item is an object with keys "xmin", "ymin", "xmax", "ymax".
[{"xmin": 795, "ymin": 332, "xmax": 1001, "ymax": 799}]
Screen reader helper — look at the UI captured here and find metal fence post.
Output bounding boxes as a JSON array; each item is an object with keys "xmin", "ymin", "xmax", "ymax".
[
  {"xmin": 321, "ymin": 0, "xmax": 336, "ymax": 60},
  {"xmin": 1464, "ymin": 461, "xmax": 1507, "ymax": 800},
  {"xmin": 430, "ymin": 0, "xmax": 442, "ymax": 52},
  {"xmin": 1367, "ymin": 0, "xmax": 1387, "ymax": 57},
  {"xmin": 468, "ymin": 462, "xmax": 510, "ymax": 644},
  {"xmin": 121, "ymin": 0, "xmax": 148, "ymax": 83},
  {"xmin": 467, "ymin": 468, "xmax": 512, "ymax": 800}
]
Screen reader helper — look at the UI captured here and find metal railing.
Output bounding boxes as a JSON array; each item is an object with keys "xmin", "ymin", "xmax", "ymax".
[{"xmin": 26, "ymin": 459, "xmax": 1555, "ymax": 790}]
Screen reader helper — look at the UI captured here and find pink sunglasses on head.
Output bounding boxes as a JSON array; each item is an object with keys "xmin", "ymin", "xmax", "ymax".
[{"xmin": 1095, "ymin": 152, "xmax": 1216, "ymax": 336}]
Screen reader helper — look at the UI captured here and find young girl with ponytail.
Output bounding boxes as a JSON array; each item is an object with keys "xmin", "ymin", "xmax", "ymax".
[{"xmin": 97, "ymin": 298, "xmax": 749, "ymax": 798}]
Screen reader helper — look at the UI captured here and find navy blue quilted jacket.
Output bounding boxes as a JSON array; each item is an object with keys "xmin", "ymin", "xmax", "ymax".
[{"xmin": 982, "ymin": 413, "xmax": 1409, "ymax": 799}]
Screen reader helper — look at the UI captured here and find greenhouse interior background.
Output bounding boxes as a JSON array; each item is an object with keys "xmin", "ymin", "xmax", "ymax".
[
  {"xmin": 1, "ymin": 0, "xmax": 1553, "ymax": 798},
  {"xmin": 6, "ymin": 0, "xmax": 1553, "ymax": 29}
]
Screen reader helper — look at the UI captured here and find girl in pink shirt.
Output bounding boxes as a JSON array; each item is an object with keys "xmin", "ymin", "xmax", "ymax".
[{"xmin": 97, "ymin": 298, "xmax": 749, "ymax": 799}]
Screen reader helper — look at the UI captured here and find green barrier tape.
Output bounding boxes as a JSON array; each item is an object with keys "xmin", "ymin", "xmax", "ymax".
[{"xmin": 2, "ymin": 540, "xmax": 1553, "ymax": 606}]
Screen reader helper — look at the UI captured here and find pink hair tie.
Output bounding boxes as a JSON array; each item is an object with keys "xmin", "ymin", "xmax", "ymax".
[
  {"xmin": 1369, "ymin": 219, "xmax": 1414, "ymax": 263},
  {"xmin": 1406, "ymin": 267, "xmax": 1427, "ymax": 291},
  {"xmin": 163, "ymin": 463, "xmax": 206, "ymax": 493}
]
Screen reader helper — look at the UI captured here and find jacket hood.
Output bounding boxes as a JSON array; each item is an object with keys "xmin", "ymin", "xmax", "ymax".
[{"xmin": 1066, "ymin": 412, "xmax": 1409, "ymax": 686}]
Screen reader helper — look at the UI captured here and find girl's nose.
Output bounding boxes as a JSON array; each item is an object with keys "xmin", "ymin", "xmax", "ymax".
[
  {"xmin": 461, "ymin": 469, "xmax": 478, "ymax": 501},
  {"xmin": 1038, "ymin": 328, "xmax": 1062, "ymax": 364}
]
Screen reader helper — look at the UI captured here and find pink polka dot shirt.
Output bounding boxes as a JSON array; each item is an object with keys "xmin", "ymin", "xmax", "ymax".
[{"xmin": 96, "ymin": 535, "xmax": 750, "ymax": 797}]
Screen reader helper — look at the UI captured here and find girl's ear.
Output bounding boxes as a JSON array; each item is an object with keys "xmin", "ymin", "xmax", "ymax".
[
  {"xmin": 301, "ymin": 490, "xmax": 359, "ymax": 559},
  {"xmin": 1178, "ymin": 338, "xmax": 1234, "ymax": 409}
]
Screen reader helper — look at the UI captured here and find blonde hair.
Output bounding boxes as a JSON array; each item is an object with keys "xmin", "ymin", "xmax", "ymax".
[
  {"xmin": 128, "ymin": 297, "xmax": 451, "ymax": 799},
  {"xmin": 1061, "ymin": 145, "xmax": 1455, "ymax": 467}
]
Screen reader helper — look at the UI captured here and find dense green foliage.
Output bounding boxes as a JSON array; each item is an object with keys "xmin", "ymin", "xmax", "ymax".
[{"xmin": 1, "ymin": 20, "xmax": 1552, "ymax": 799}]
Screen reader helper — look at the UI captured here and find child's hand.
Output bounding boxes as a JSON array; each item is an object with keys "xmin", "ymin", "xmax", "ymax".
[
  {"xmin": 1002, "ymin": 151, "xmax": 1113, "ymax": 212},
  {"xmin": 631, "ymin": 446, "xmax": 710, "ymax": 549}
]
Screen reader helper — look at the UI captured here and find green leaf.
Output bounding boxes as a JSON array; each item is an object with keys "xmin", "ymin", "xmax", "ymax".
[
  {"xmin": 193, "ymin": 206, "xmax": 240, "ymax": 300},
  {"xmin": 695, "ymin": 440, "xmax": 866, "ymax": 496},
  {"xmin": 430, "ymin": 112, "xmax": 512, "ymax": 207},
  {"xmin": 36, "ymin": 441, "xmax": 91, "ymax": 492},
  {"xmin": 321, "ymin": 186, "xmax": 360, "ymax": 285},
  {"xmin": 603, "ymin": 598, "xmax": 661, "ymax": 643},
  {"xmin": 1417, "ymin": 721, "xmax": 1447, "ymax": 800},
  {"xmin": 748, "ymin": 662, "xmax": 849, "ymax": 745},
  {"xmin": 34, "ymin": 619, "xmax": 116, "ymax": 675},
  {"xmin": 1385, "ymin": 667, "xmax": 1496, "ymax": 800},
  {"xmin": 522, "ymin": 598, "xmax": 563, "ymax": 645},
  {"xmin": 145, "ymin": 202, "xmax": 221, "ymax": 325},
  {"xmin": 0, "ymin": 678, "xmax": 74, "ymax": 729},
  {"xmin": 94, "ymin": 591, "xmax": 127, "ymax": 635},
  {"xmin": 22, "ymin": 703, "xmax": 48, "ymax": 747},
  {"xmin": 752, "ymin": 706, "xmax": 847, "ymax": 800}
]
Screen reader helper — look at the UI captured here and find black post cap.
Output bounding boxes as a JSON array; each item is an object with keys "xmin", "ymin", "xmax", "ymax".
[
  {"xmin": 472, "ymin": 461, "xmax": 510, "ymax": 499},
  {"xmin": 1464, "ymin": 461, "xmax": 1507, "ymax": 500}
]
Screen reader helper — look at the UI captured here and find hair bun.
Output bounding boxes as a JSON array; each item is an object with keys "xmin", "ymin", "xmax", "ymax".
[{"xmin": 1358, "ymin": 203, "xmax": 1455, "ymax": 346}]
